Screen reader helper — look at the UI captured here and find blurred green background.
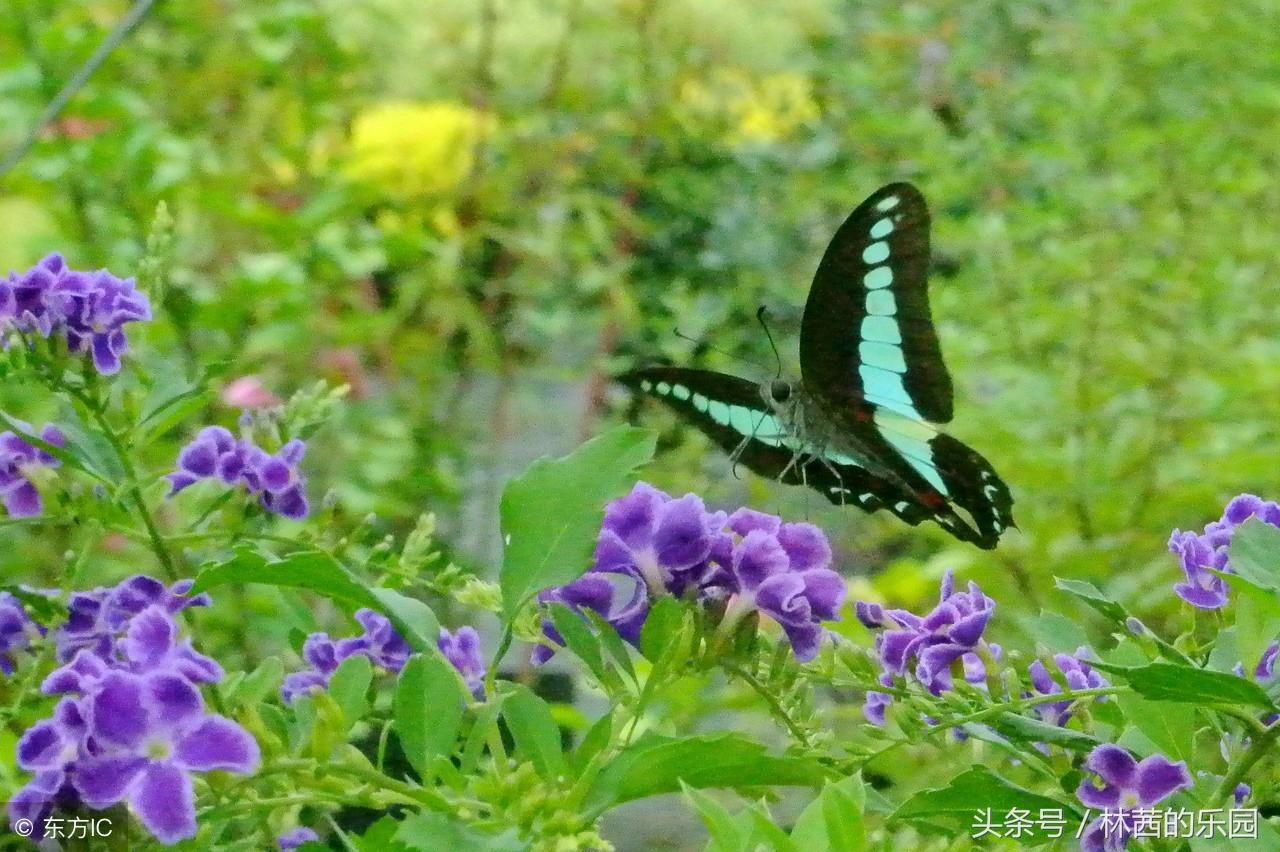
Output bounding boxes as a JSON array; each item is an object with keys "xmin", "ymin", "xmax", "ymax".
[{"xmin": 2, "ymin": 1, "xmax": 1279, "ymax": 846}]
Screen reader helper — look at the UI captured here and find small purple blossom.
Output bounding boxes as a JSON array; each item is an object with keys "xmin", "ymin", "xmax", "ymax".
[
  {"xmin": 532, "ymin": 483, "xmax": 846, "ymax": 664},
  {"xmin": 10, "ymin": 583, "xmax": 247, "ymax": 846},
  {"xmin": 858, "ymin": 570, "xmax": 997, "ymax": 696},
  {"xmin": 715, "ymin": 516, "xmax": 844, "ymax": 662},
  {"xmin": 72, "ymin": 670, "xmax": 258, "ymax": 843},
  {"xmin": 283, "ymin": 609, "xmax": 481, "ymax": 704},
  {"xmin": 439, "ymin": 626, "xmax": 486, "ymax": 698},
  {"xmin": 593, "ymin": 481, "xmax": 727, "ymax": 596},
  {"xmin": 53, "ymin": 575, "xmax": 210, "ymax": 664},
  {"xmin": 1, "ymin": 254, "xmax": 151, "ymax": 374},
  {"xmin": 1027, "ymin": 649, "xmax": 1109, "ymax": 728},
  {"xmin": 0, "ymin": 423, "xmax": 65, "ymax": 517},
  {"xmin": 1169, "ymin": 494, "xmax": 1280, "ymax": 609},
  {"xmin": 1076, "ymin": 744, "xmax": 1191, "ymax": 851},
  {"xmin": 167, "ymin": 427, "xmax": 309, "ymax": 519},
  {"xmin": 0, "ymin": 592, "xmax": 44, "ymax": 675},
  {"xmin": 282, "ymin": 608, "xmax": 412, "ymax": 704},
  {"xmin": 279, "ymin": 827, "xmax": 321, "ymax": 849}
]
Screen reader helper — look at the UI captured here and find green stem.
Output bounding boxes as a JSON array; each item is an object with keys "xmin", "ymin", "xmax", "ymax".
[
  {"xmin": 722, "ymin": 662, "xmax": 811, "ymax": 748},
  {"xmin": 1214, "ymin": 722, "xmax": 1280, "ymax": 806},
  {"xmin": 63, "ymin": 382, "xmax": 180, "ymax": 580}
]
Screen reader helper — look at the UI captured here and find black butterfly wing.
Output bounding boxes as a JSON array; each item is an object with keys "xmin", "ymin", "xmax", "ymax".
[
  {"xmin": 795, "ymin": 184, "xmax": 1014, "ymax": 547},
  {"xmin": 617, "ymin": 367, "xmax": 977, "ymax": 534},
  {"xmin": 800, "ymin": 182, "xmax": 953, "ymax": 424}
]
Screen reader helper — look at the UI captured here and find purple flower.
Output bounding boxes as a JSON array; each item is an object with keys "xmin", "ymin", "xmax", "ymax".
[
  {"xmin": 1, "ymin": 254, "xmax": 151, "ymax": 374},
  {"xmin": 1169, "ymin": 493, "xmax": 1280, "ymax": 609},
  {"xmin": 0, "ymin": 423, "xmax": 65, "ymax": 517},
  {"xmin": 279, "ymin": 827, "xmax": 321, "ymax": 849},
  {"xmin": 1027, "ymin": 649, "xmax": 1109, "ymax": 727},
  {"xmin": 282, "ymin": 608, "xmax": 410, "ymax": 704},
  {"xmin": 167, "ymin": 427, "xmax": 309, "ymax": 519},
  {"xmin": 9, "ymin": 697, "xmax": 86, "ymax": 841},
  {"xmin": 863, "ymin": 673, "xmax": 894, "ymax": 726},
  {"xmin": 0, "ymin": 592, "xmax": 44, "ymax": 675},
  {"xmin": 532, "ymin": 569, "xmax": 649, "ymax": 664},
  {"xmin": 593, "ymin": 482, "xmax": 727, "ymax": 596},
  {"xmin": 1076, "ymin": 744, "xmax": 1191, "ymax": 851},
  {"xmin": 533, "ymin": 483, "xmax": 846, "ymax": 664},
  {"xmin": 53, "ymin": 575, "xmax": 210, "ymax": 664},
  {"xmin": 716, "ymin": 520, "xmax": 844, "ymax": 662},
  {"xmin": 72, "ymin": 670, "xmax": 258, "ymax": 843},
  {"xmin": 439, "ymin": 626, "xmax": 485, "ymax": 698},
  {"xmin": 858, "ymin": 570, "xmax": 996, "ymax": 695}
]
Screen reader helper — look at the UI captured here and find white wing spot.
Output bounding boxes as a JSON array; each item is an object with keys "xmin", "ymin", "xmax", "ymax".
[
  {"xmin": 864, "ymin": 267, "xmax": 893, "ymax": 289},
  {"xmin": 640, "ymin": 380, "xmax": 653, "ymax": 392},
  {"xmin": 875, "ymin": 195, "xmax": 900, "ymax": 212},
  {"xmin": 869, "ymin": 217, "xmax": 894, "ymax": 239},
  {"xmin": 862, "ymin": 241, "xmax": 890, "ymax": 264},
  {"xmin": 866, "ymin": 290, "xmax": 896, "ymax": 316},
  {"xmin": 656, "ymin": 381, "xmax": 672, "ymax": 395}
]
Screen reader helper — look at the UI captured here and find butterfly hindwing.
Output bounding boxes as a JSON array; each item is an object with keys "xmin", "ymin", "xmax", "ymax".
[
  {"xmin": 617, "ymin": 367, "xmax": 965, "ymax": 533},
  {"xmin": 800, "ymin": 182, "xmax": 953, "ymax": 424}
]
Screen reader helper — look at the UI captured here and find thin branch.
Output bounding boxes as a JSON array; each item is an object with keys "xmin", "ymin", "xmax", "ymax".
[{"xmin": 0, "ymin": 0, "xmax": 162, "ymax": 183}]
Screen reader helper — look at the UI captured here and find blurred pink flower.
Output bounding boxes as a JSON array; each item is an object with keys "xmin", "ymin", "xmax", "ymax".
[{"xmin": 221, "ymin": 377, "xmax": 279, "ymax": 409}]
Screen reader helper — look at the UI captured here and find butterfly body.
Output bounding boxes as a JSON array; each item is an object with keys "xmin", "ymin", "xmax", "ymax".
[{"xmin": 619, "ymin": 183, "xmax": 1014, "ymax": 548}]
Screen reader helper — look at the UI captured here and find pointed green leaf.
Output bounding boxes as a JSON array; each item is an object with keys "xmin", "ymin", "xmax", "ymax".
[
  {"xmin": 501, "ymin": 684, "xmax": 566, "ymax": 781},
  {"xmin": 394, "ymin": 654, "xmax": 465, "ymax": 778},
  {"xmin": 499, "ymin": 426, "xmax": 656, "ymax": 617}
]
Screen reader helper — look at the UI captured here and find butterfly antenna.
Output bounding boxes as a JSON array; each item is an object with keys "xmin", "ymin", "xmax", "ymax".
[
  {"xmin": 756, "ymin": 306, "xmax": 784, "ymax": 379},
  {"xmin": 673, "ymin": 327, "xmax": 770, "ymax": 373}
]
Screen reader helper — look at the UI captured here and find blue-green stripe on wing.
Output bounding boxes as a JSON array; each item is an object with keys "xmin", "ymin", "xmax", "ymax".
[
  {"xmin": 617, "ymin": 367, "xmax": 988, "ymax": 537},
  {"xmin": 800, "ymin": 182, "xmax": 954, "ymax": 424}
]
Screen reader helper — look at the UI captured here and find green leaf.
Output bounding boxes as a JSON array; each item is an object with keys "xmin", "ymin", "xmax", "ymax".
[
  {"xmin": 985, "ymin": 712, "xmax": 1101, "ymax": 753},
  {"xmin": 0, "ymin": 410, "xmax": 109, "ymax": 483},
  {"xmin": 681, "ymin": 783, "xmax": 751, "ymax": 851},
  {"xmin": 584, "ymin": 732, "xmax": 829, "ymax": 817},
  {"xmin": 573, "ymin": 710, "xmax": 614, "ymax": 772},
  {"xmin": 190, "ymin": 549, "xmax": 440, "ymax": 654},
  {"xmin": 547, "ymin": 603, "xmax": 607, "ymax": 682},
  {"xmin": 329, "ymin": 654, "xmax": 373, "ymax": 730},
  {"xmin": 394, "ymin": 654, "xmax": 465, "ymax": 779},
  {"xmin": 1088, "ymin": 660, "xmax": 1276, "ymax": 710},
  {"xmin": 893, "ymin": 766, "xmax": 1077, "ymax": 826},
  {"xmin": 354, "ymin": 817, "xmax": 415, "ymax": 852},
  {"xmin": 499, "ymin": 426, "xmax": 655, "ymax": 617},
  {"xmin": 789, "ymin": 774, "xmax": 866, "ymax": 852},
  {"xmin": 1232, "ymin": 574, "xmax": 1280, "ymax": 678},
  {"xmin": 1115, "ymin": 694, "xmax": 1198, "ymax": 762},
  {"xmin": 368, "ymin": 587, "xmax": 441, "ymax": 655},
  {"xmin": 394, "ymin": 812, "xmax": 525, "ymax": 852},
  {"xmin": 641, "ymin": 595, "xmax": 686, "ymax": 662},
  {"xmin": 1229, "ymin": 518, "xmax": 1280, "ymax": 591},
  {"xmin": 501, "ymin": 684, "xmax": 566, "ymax": 781},
  {"xmin": 227, "ymin": 656, "xmax": 284, "ymax": 708},
  {"xmin": 1054, "ymin": 577, "xmax": 1127, "ymax": 623},
  {"xmin": 191, "ymin": 547, "xmax": 378, "ymax": 608}
]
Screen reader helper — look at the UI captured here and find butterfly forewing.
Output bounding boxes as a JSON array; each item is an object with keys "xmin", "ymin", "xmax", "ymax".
[{"xmin": 800, "ymin": 182, "xmax": 954, "ymax": 424}]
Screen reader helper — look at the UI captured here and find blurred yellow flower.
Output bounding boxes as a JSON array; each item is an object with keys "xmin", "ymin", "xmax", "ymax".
[
  {"xmin": 345, "ymin": 101, "xmax": 492, "ymax": 198},
  {"xmin": 677, "ymin": 69, "xmax": 819, "ymax": 146}
]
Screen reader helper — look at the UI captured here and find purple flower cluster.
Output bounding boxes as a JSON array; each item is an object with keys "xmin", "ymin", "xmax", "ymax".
[
  {"xmin": 11, "ymin": 576, "xmax": 259, "ymax": 845},
  {"xmin": 1, "ymin": 254, "xmax": 152, "ymax": 375},
  {"xmin": 1027, "ymin": 650, "xmax": 1109, "ymax": 728},
  {"xmin": 282, "ymin": 610, "xmax": 485, "ymax": 703},
  {"xmin": 0, "ymin": 423, "xmax": 65, "ymax": 517},
  {"xmin": 279, "ymin": 826, "xmax": 320, "ymax": 849},
  {"xmin": 0, "ymin": 591, "xmax": 45, "ymax": 674},
  {"xmin": 1168, "ymin": 493, "xmax": 1280, "ymax": 609},
  {"xmin": 534, "ymin": 483, "xmax": 845, "ymax": 664},
  {"xmin": 855, "ymin": 570, "xmax": 997, "ymax": 724},
  {"xmin": 167, "ymin": 426, "xmax": 309, "ymax": 519},
  {"xmin": 1076, "ymin": 744, "xmax": 1191, "ymax": 851}
]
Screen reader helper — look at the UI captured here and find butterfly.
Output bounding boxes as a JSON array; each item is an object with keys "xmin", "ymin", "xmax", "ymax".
[{"xmin": 618, "ymin": 183, "xmax": 1014, "ymax": 549}]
